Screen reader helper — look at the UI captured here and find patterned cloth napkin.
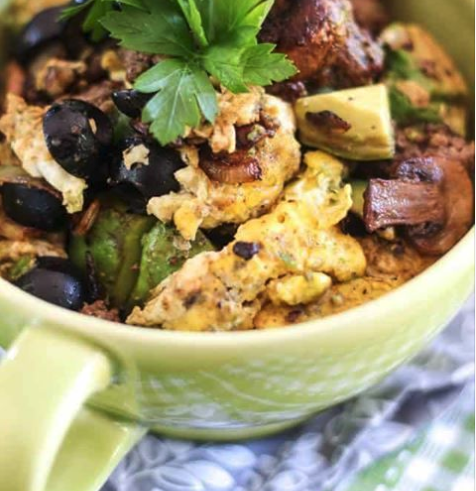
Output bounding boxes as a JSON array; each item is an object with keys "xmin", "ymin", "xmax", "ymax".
[
  {"xmin": 344, "ymin": 383, "xmax": 474, "ymax": 491},
  {"xmin": 102, "ymin": 297, "xmax": 475, "ymax": 491}
]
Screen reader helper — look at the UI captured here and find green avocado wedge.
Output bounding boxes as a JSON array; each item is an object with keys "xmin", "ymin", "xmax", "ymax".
[
  {"xmin": 295, "ymin": 84, "xmax": 395, "ymax": 161},
  {"xmin": 69, "ymin": 204, "xmax": 156, "ymax": 309},
  {"xmin": 350, "ymin": 179, "xmax": 368, "ymax": 218},
  {"xmin": 128, "ymin": 222, "xmax": 214, "ymax": 309}
]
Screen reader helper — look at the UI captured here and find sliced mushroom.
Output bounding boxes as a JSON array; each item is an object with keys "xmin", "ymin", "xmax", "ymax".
[
  {"xmin": 407, "ymin": 158, "xmax": 474, "ymax": 255},
  {"xmin": 363, "ymin": 156, "xmax": 474, "ymax": 255},
  {"xmin": 364, "ymin": 179, "xmax": 446, "ymax": 231},
  {"xmin": 199, "ymin": 146, "xmax": 263, "ymax": 184}
]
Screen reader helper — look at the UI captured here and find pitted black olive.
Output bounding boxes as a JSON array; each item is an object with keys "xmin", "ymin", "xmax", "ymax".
[
  {"xmin": 35, "ymin": 256, "xmax": 81, "ymax": 276},
  {"xmin": 16, "ymin": 7, "xmax": 66, "ymax": 62},
  {"xmin": 110, "ymin": 137, "xmax": 185, "ymax": 203},
  {"xmin": 43, "ymin": 100, "xmax": 113, "ymax": 181},
  {"xmin": 14, "ymin": 257, "xmax": 86, "ymax": 311},
  {"xmin": 112, "ymin": 90, "xmax": 153, "ymax": 119},
  {"xmin": 1, "ymin": 182, "xmax": 68, "ymax": 232}
]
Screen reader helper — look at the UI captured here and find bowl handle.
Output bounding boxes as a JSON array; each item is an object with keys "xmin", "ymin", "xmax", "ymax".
[{"xmin": 0, "ymin": 326, "xmax": 145, "ymax": 491}]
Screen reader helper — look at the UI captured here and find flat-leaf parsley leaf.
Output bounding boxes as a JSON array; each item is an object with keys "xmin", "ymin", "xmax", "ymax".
[
  {"xmin": 61, "ymin": 0, "xmax": 147, "ymax": 41},
  {"xmin": 135, "ymin": 59, "xmax": 218, "ymax": 144},
  {"xmin": 64, "ymin": 0, "xmax": 297, "ymax": 145}
]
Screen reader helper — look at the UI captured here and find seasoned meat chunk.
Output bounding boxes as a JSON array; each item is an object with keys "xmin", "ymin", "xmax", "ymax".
[
  {"xmin": 349, "ymin": 0, "xmax": 389, "ymax": 34},
  {"xmin": 316, "ymin": 22, "xmax": 385, "ymax": 88},
  {"xmin": 260, "ymin": 0, "xmax": 349, "ymax": 82},
  {"xmin": 117, "ymin": 49, "xmax": 164, "ymax": 84},
  {"xmin": 64, "ymin": 80, "xmax": 123, "ymax": 114},
  {"xmin": 260, "ymin": 0, "xmax": 384, "ymax": 87}
]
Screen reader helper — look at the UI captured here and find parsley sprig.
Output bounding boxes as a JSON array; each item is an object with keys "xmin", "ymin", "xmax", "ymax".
[
  {"xmin": 61, "ymin": 0, "xmax": 146, "ymax": 41},
  {"xmin": 65, "ymin": 0, "xmax": 297, "ymax": 145}
]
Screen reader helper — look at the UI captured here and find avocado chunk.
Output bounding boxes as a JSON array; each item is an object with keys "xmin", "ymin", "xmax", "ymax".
[
  {"xmin": 128, "ymin": 222, "xmax": 214, "ymax": 308},
  {"xmin": 350, "ymin": 179, "xmax": 368, "ymax": 217},
  {"xmin": 382, "ymin": 23, "xmax": 468, "ymax": 134},
  {"xmin": 295, "ymin": 84, "xmax": 395, "ymax": 161},
  {"xmin": 69, "ymin": 201, "xmax": 214, "ymax": 310},
  {"xmin": 69, "ymin": 203, "xmax": 156, "ymax": 308}
]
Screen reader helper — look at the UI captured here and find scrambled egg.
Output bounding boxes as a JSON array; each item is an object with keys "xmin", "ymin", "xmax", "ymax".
[
  {"xmin": 147, "ymin": 88, "xmax": 301, "ymax": 240},
  {"xmin": 254, "ymin": 235, "xmax": 436, "ymax": 329},
  {"xmin": 128, "ymin": 151, "xmax": 367, "ymax": 331},
  {"xmin": 0, "ymin": 95, "xmax": 87, "ymax": 213},
  {"xmin": 0, "ymin": 140, "xmax": 20, "ymax": 167}
]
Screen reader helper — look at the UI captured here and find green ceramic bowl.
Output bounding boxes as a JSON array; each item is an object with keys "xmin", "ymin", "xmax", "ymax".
[{"xmin": 0, "ymin": 1, "xmax": 474, "ymax": 490}]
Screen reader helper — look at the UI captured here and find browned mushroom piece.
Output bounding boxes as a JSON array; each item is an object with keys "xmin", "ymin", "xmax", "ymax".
[
  {"xmin": 364, "ymin": 179, "xmax": 446, "ymax": 231},
  {"xmin": 407, "ymin": 158, "xmax": 474, "ymax": 255},
  {"xmin": 314, "ymin": 20, "xmax": 385, "ymax": 88},
  {"xmin": 199, "ymin": 145, "xmax": 263, "ymax": 185},
  {"xmin": 364, "ymin": 157, "xmax": 474, "ymax": 255}
]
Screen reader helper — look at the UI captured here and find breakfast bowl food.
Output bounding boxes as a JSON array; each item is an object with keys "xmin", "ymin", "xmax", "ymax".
[{"xmin": 0, "ymin": 0, "xmax": 473, "ymax": 490}]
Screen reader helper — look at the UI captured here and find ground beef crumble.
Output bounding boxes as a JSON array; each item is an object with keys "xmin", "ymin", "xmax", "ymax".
[
  {"xmin": 353, "ymin": 124, "xmax": 475, "ymax": 181},
  {"xmin": 81, "ymin": 300, "xmax": 121, "ymax": 322},
  {"xmin": 396, "ymin": 124, "xmax": 475, "ymax": 176}
]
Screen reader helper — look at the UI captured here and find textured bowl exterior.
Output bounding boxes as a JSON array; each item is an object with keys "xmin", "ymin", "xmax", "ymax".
[{"xmin": 0, "ymin": 0, "xmax": 474, "ymax": 440}]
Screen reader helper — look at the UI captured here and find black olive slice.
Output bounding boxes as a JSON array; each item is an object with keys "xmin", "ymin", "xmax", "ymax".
[
  {"xmin": 1, "ymin": 182, "xmax": 68, "ymax": 232},
  {"xmin": 110, "ymin": 137, "xmax": 184, "ymax": 203},
  {"xmin": 43, "ymin": 99, "xmax": 113, "ymax": 181},
  {"xmin": 16, "ymin": 7, "xmax": 66, "ymax": 62},
  {"xmin": 112, "ymin": 90, "xmax": 153, "ymax": 119},
  {"xmin": 14, "ymin": 257, "xmax": 86, "ymax": 311}
]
